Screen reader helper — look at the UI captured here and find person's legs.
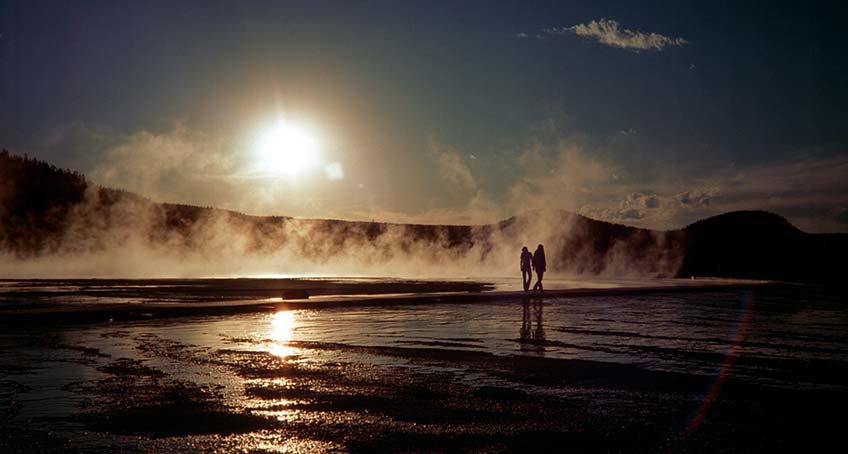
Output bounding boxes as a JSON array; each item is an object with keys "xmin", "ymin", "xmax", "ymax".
[
  {"xmin": 534, "ymin": 271, "xmax": 544, "ymax": 291},
  {"xmin": 522, "ymin": 271, "xmax": 531, "ymax": 291}
]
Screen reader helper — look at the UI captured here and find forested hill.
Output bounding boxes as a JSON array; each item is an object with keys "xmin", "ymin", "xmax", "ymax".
[
  {"xmin": 1, "ymin": 150, "xmax": 144, "ymax": 253},
  {"xmin": 1, "ymin": 150, "xmax": 844, "ymax": 282}
]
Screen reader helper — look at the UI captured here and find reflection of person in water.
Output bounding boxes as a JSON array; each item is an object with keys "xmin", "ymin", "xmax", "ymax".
[
  {"xmin": 520, "ymin": 246, "xmax": 533, "ymax": 291},
  {"xmin": 520, "ymin": 298, "xmax": 532, "ymax": 341},
  {"xmin": 533, "ymin": 298, "xmax": 545, "ymax": 341},
  {"xmin": 519, "ymin": 297, "xmax": 545, "ymax": 354},
  {"xmin": 532, "ymin": 244, "xmax": 546, "ymax": 292}
]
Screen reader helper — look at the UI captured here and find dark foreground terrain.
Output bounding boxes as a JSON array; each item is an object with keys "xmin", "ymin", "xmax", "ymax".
[{"xmin": 3, "ymin": 336, "xmax": 842, "ymax": 453}]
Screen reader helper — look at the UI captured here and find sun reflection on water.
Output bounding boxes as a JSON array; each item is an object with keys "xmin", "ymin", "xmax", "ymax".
[{"xmin": 268, "ymin": 310, "xmax": 297, "ymax": 357}]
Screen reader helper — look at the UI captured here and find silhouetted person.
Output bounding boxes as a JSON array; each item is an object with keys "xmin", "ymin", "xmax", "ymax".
[
  {"xmin": 520, "ymin": 246, "xmax": 533, "ymax": 291},
  {"xmin": 532, "ymin": 244, "xmax": 546, "ymax": 292}
]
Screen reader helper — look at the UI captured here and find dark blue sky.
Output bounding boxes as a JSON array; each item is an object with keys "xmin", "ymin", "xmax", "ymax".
[{"xmin": 2, "ymin": 1, "xmax": 847, "ymax": 231}]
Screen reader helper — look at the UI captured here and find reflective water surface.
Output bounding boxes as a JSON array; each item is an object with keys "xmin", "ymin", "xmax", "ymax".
[{"xmin": 1, "ymin": 284, "xmax": 846, "ymax": 452}]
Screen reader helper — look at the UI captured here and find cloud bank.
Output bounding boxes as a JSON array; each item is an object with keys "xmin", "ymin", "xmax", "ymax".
[
  {"xmin": 576, "ymin": 154, "xmax": 848, "ymax": 233},
  {"xmin": 421, "ymin": 138, "xmax": 848, "ymax": 234},
  {"xmin": 546, "ymin": 18, "xmax": 687, "ymax": 51}
]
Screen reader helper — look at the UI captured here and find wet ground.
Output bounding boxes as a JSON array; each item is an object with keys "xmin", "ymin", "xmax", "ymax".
[
  {"xmin": 1, "ymin": 282, "xmax": 846, "ymax": 452},
  {"xmin": 0, "ymin": 276, "xmax": 763, "ymax": 323}
]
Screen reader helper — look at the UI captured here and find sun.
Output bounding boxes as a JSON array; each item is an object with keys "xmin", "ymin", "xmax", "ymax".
[{"xmin": 256, "ymin": 120, "xmax": 320, "ymax": 177}]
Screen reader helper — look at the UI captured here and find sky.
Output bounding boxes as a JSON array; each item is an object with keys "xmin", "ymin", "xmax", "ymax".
[{"xmin": 2, "ymin": 0, "xmax": 847, "ymax": 232}]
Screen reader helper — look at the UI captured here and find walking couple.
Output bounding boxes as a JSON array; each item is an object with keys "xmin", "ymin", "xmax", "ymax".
[{"xmin": 520, "ymin": 244, "xmax": 546, "ymax": 292}]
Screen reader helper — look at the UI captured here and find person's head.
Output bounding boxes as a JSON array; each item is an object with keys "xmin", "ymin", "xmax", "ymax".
[
  {"xmin": 537, "ymin": 244, "xmax": 544, "ymax": 250},
  {"xmin": 522, "ymin": 246, "xmax": 528, "ymax": 252}
]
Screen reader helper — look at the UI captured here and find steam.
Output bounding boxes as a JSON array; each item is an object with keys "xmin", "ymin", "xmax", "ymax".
[
  {"xmin": 0, "ymin": 180, "xmax": 682, "ymax": 278},
  {"xmin": 9, "ymin": 135, "xmax": 835, "ymax": 278},
  {"xmin": 0, "ymin": 131, "xmax": 689, "ymax": 278}
]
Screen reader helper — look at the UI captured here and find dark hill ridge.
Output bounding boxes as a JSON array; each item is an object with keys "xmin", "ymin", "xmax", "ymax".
[
  {"xmin": 678, "ymin": 210, "xmax": 845, "ymax": 283},
  {"xmin": 1, "ymin": 150, "xmax": 845, "ymax": 282}
]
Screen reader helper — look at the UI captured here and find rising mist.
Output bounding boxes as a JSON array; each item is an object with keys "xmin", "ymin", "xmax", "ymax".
[{"xmin": 0, "ymin": 151, "xmax": 683, "ymax": 279}]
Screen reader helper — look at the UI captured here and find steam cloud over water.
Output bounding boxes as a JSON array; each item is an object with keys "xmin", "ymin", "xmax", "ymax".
[{"xmin": 0, "ymin": 182, "xmax": 682, "ymax": 279}]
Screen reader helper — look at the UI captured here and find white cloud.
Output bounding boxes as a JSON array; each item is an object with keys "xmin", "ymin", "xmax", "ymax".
[
  {"xmin": 547, "ymin": 18, "xmax": 687, "ymax": 51},
  {"xmin": 580, "ymin": 191, "xmax": 661, "ymax": 223},
  {"xmin": 676, "ymin": 188, "xmax": 719, "ymax": 207}
]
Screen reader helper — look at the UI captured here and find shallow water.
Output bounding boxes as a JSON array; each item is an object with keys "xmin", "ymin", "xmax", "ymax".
[
  {"xmin": 83, "ymin": 287, "xmax": 848, "ymax": 387},
  {"xmin": 0, "ymin": 276, "xmax": 742, "ymax": 309},
  {"xmin": 2, "ymin": 284, "xmax": 846, "ymax": 452}
]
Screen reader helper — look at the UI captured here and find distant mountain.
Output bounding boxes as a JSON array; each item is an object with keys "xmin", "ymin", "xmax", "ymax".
[
  {"xmin": 677, "ymin": 210, "xmax": 846, "ymax": 283},
  {"xmin": 1, "ymin": 150, "xmax": 845, "ymax": 282}
]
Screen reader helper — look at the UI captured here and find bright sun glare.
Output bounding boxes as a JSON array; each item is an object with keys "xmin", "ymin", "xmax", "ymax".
[
  {"xmin": 256, "ymin": 120, "xmax": 320, "ymax": 177},
  {"xmin": 268, "ymin": 310, "xmax": 296, "ymax": 357}
]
